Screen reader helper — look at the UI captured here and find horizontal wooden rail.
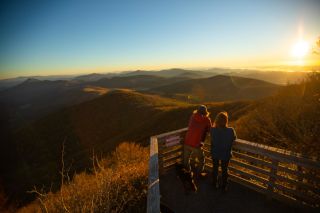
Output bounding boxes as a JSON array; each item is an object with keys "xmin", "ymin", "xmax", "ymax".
[
  {"xmin": 153, "ymin": 127, "xmax": 188, "ymax": 139},
  {"xmin": 147, "ymin": 128, "xmax": 320, "ymax": 212}
]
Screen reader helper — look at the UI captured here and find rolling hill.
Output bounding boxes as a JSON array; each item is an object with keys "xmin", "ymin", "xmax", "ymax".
[
  {"xmin": 0, "ymin": 79, "xmax": 99, "ymax": 125},
  {"xmin": 0, "ymin": 73, "xmax": 283, "ymax": 132},
  {"xmin": 1, "ymin": 89, "xmax": 252, "ymax": 204},
  {"xmin": 94, "ymin": 74, "xmax": 188, "ymax": 90},
  {"xmin": 0, "ymin": 75, "xmax": 188, "ymax": 125},
  {"xmin": 0, "ymin": 74, "xmax": 280, "ymax": 130},
  {"xmin": 148, "ymin": 75, "xmax": 281, "ymax": 102}
]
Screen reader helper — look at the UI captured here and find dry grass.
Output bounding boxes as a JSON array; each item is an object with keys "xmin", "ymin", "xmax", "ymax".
[
  {"xmin": 19, "ymin": 142, "xmax": 148, "ymax": 213},
  {"xmin": 235, "ymin": 72, "xmax": 320, "ymax": 157}
]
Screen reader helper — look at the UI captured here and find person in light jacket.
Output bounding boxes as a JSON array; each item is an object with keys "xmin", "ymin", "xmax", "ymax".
[
  {"xmin": 211, "ymin": 111, "xmax": 237, "ymax": 191},
  {"xmin": 184, "ymin": 105, "xmax": 212, "ymax": 175}
]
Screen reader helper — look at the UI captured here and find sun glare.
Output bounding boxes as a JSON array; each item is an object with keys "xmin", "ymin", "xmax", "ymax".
[{"xmin": 291, "ymin": 40, "xmax": 310, "ymax": 58}]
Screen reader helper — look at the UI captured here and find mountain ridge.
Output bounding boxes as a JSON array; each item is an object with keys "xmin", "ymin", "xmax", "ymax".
[{"xmin": 148, "ymin": 74, "xmax": 281, "ymax": 102}]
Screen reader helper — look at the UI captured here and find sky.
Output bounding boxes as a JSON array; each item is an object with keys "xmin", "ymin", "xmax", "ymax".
[{"xmin": 0, "ymin": 0, "xmax": 320, "ymax": 79}]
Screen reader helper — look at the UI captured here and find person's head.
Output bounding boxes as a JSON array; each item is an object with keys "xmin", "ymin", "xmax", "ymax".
[
  {"xmin": 214, "ymin": 111, "xmax": 228, "ymax": 128},
  {"xmin": 194, "ymin": 105, "xmax": 209, "ymax": 117}
]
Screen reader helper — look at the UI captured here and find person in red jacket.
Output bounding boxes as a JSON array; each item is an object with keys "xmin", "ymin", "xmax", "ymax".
[{"xmin": 184, "ymin": 105, "xmax": 212, "ymax": 175}]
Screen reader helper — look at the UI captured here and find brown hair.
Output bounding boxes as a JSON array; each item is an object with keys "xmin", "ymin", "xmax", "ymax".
[
  {"xmin": 193, "ymin": 105, "xmax": 209, "ymax": 117},
  {"xmin": 214, "ymin": 111, "xmax": 228, "ymax": 128}
]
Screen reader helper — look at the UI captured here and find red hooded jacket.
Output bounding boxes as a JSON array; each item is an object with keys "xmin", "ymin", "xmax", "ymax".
[{"xmin": 184, "ymin": 112, "xmax": 212, "ymax": 148}]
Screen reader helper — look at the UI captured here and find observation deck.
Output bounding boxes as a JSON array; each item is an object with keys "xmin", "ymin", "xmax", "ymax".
[{"xmin": 147, "ymin": 128, "xmax": 320, "ymax": 213}]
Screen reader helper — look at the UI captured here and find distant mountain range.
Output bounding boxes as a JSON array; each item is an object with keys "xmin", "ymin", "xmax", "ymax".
[
  {"xmin": 0, "ymin": 75, "xmax": 76, "ymax": 91},
  {"xmin": 148, "ymin": 75, "xmax": 280, "ymax": 102},
  {"xmin": 0, "ymin": 73, "xmax": 281, "ymax": 126},
  {"xmin": 0, "ymin": 68, "xmax": 310, "ymax": 91},
  {"xmin": 72, "ymin": 73, "xmax": 117, "ymax": 82},
  {"xmin": 230, "ymin": 70, "xmax": 308, "ymax": 85},
  {"xmin": 119, "ymin": 68, "xmax": 216, "ymax": 78},
  {"xmin": 94, "ymin": 75, "xmax": 188, "ymax": 90}
]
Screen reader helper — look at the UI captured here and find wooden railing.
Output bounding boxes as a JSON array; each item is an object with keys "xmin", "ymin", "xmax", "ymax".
[{"xmin": 147, "ymin": 128, "xmax": 320, "ymax": 213}]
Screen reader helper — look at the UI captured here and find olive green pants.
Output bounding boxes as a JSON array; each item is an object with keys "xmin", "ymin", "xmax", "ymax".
[{"xmin": 183, "ymin": 144, "xmax": 205, "ymax": 173}]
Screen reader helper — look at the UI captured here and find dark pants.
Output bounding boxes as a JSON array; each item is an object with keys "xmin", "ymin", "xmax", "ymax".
[{"xmin": 212, "ymin": 159, "xmax": 230, "ymax": 188}]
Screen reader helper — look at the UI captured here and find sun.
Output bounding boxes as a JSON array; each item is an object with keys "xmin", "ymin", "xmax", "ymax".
[{"xmin": 291, "ymin": 40, "xmax": 310, "ymax": 58}]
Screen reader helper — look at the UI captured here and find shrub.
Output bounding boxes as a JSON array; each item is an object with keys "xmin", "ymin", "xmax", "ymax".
[{"xmin": 19, "ymin": 142, "xmax": 148, "ymax": 213}]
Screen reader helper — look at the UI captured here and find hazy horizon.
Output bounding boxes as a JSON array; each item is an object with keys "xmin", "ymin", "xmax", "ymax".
[{"xmin": 1, "ymin": 65, "xmax": 319, "ymax": 81}]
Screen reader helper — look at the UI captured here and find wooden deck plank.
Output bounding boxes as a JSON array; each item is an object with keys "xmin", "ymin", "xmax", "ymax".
[{"xmin": 159, "ymin": 169, "xmax": 306, "ymax": 213}]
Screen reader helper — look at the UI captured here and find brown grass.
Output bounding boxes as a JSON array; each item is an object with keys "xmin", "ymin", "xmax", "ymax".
[
  {"xmin": 235, "ymin": 72, "xmax": 320, "ymax": 156},
  {"xmin": 18, "ymin": 142, "xmax": 148, "ymax": 213}
]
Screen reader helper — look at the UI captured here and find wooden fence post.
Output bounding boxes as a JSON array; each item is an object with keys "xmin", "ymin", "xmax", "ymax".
[
  {"xmin": 295, "ymin": 165, "xmax": 304, "ymax": 199},
  {"xmin": 267, "ymin": 159, "xmax": 279, "ymax": 199},
  {"xmin": 158, "ymin": 138, "xmax": 164, "ymax": 175},
  {"xmin": 147, "ymin": 137, "xmax": 160, "ymax": 213}
]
